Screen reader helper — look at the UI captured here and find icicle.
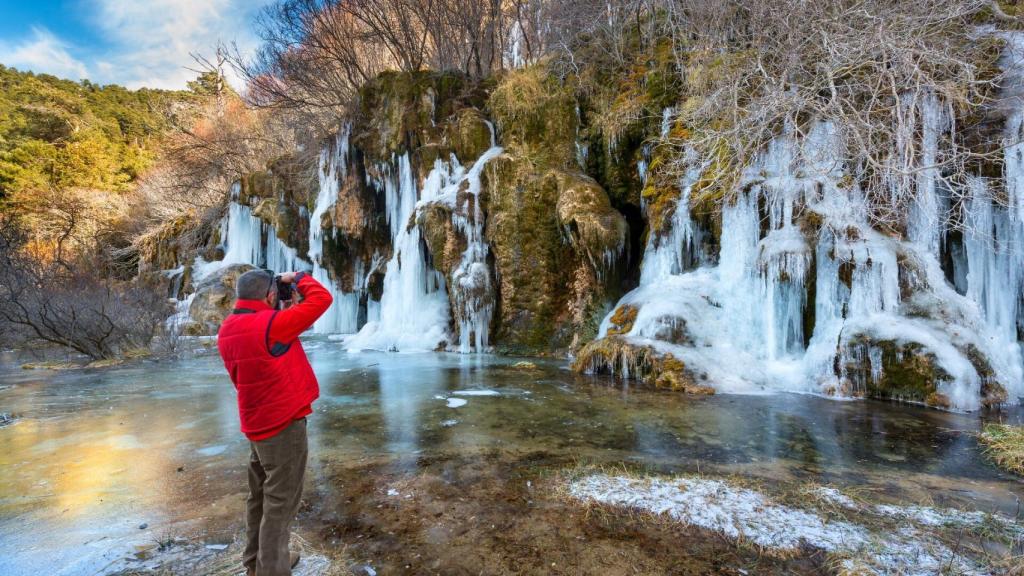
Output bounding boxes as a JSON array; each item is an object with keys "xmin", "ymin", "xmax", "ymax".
[
  {"xmin": 638, "ymin": 149, "xmax": 705, "ymax": 284},
  {"xmin": 345, "ymin": 153, "xmax": 453, "ymax": 352},
  {"xmin": 307, "ymin": 125, "xmax": 362, "ymax": 334},
  {"xmin": 449, "ymin": 146, "xmax": 504, "ymax": 352},
  {"xmin": 221, "ymin": 202, "xmax": 264, "ymax": 268},
  {"xmin": 906, "ymin": 92, "xmax": 950, "ymax": 255},
  {"xmin": 660, "ymin": 107, "xmax": 674, "ymax": 138}
]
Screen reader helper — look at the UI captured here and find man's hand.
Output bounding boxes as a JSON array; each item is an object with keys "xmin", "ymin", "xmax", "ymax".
[{"xmin": 278, "ymin": 271, "xmax": 297, "ymax": 284}]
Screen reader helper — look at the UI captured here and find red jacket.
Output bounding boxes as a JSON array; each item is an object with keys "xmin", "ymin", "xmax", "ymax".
[{"xmin": 217, "ymin": 272, "xmax": 333, "ymax": 441}]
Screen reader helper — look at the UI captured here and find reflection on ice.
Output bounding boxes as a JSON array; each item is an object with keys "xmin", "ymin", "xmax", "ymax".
[{"xmin": 197, "ymin": 444, "xmax": 228, "ymax": 456}]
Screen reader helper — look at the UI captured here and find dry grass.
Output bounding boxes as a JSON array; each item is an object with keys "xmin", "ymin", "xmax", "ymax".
[{"xmin": 979, "ymin": 423, "xmax": 1024, "ymax": 476}]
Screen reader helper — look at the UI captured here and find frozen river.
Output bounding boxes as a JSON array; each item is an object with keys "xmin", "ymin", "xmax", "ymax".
[{"xmin": 1, "ymin": 342, "xmax": 1022, "ymax": 574}]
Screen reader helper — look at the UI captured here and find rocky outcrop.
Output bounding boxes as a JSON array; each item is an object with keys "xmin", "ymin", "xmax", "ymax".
[
  {"xmin": 572, "ymin": 336, "xmax": 713, "ymax": 394},
  {"xmin": 840, "ymin": 335, "xmax": 1008, "ymax": 409},
  {"xmin": 239, "ymin": 156, "xmax": 314, "ymax": 257},
  {"xmin": 179, "ymin": 264, "xmax": 254, "ymax": 336},
  {"xmin": 555, "ymin": 171, "xmax": 628, "ymax": 268}
]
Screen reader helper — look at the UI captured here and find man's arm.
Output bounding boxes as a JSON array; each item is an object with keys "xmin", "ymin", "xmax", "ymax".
[{"xmin": 268, "ymin": 272, "xmax": 333, "ymax": 346}]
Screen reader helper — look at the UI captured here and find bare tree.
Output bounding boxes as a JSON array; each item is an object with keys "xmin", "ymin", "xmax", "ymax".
[
  {"xmin": 234, "ymin": 0, "xmax": 520, "ymax": 120},
  {"xmin": 649, "ymin": 0, "xmax": 1002, "ymax": 233},
  {"xmin": 0, "ymin": 203, "xmax": 170, "ymax": 360}
]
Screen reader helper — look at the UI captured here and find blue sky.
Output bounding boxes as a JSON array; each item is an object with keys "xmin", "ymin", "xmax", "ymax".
[{"xmin": 0, "ymin": 0, "xmax": 272, "ymax": 90}]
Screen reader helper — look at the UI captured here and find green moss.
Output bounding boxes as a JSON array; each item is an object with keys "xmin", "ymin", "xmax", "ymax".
[
  {"xmin": 487, "ymin": 66, "xmax": 578, "ymax": 169},
  {"xmin": 554, "ymin": 170, "xmax": 627, "ymax": 259},
  {"xmin": 843, "ymin": 337, "xmax": 952, "ymax": 405}
]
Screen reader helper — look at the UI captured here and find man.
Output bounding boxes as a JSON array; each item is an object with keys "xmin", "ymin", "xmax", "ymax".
[{"xmin": 217, "ymin": 269, "xmax": 333, "ymax": 576}]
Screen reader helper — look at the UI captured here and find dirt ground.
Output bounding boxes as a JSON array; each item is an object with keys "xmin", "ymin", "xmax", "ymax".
[{"xmin": 300, "ymin": 450, "xmax": 831, "ymax": 576}]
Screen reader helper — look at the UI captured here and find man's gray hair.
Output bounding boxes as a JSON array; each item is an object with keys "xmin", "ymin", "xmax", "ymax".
[{"xmin": 236, "ymin": 269, "xmax": 273, "ymax": 300}]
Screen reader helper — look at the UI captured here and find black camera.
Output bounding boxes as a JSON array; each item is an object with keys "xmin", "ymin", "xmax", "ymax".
[
  {"xmin": 263, "ymin": 269, "xmax": 293, "ymax": 307},
  {"xmin": 275, "ymin": 275, "xmax": 294, "ymax": 303}
]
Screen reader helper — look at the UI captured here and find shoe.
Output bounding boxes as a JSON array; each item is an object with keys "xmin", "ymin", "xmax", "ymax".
[{"xmin": 244, "ymin": 553, "xmax": 298, "ymax": 575}]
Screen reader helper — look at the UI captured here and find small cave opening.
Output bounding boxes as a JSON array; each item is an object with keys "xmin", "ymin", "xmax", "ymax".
[{"xmin": 618, "ymin": 202, "xmax": 647, "ymax": 293}]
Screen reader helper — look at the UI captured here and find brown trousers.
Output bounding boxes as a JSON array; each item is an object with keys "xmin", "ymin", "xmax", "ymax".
[{"xmin": 244, "ymin": 418, "xmax": 307, "ymax": 576}]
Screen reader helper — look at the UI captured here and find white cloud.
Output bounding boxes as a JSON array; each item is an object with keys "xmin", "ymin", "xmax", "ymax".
[
  {"xmin": 0, "ymin": 27, "xmax": 90, "ymax": 80},
  {"xmin": 86, "ymin": 0, "xmax": 272, "ymax": 90},
  {"xmin": 1, "ymin": 2, "xmax": 271, "ymax": 90}
]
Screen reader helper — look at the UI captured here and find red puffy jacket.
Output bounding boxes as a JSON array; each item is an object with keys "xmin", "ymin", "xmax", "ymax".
[{"xmin": 217, "ymin": 272, "xmax": 333, "ymax": 441}]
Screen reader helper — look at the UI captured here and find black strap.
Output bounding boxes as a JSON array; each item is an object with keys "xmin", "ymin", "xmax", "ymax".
[
  {"xmin": 264, "ymin": 310, "xmax": 292, "ymax": 357},
  {"xmin": 232, "ymin": 308, "xmax": 256, "ymax": 314}
]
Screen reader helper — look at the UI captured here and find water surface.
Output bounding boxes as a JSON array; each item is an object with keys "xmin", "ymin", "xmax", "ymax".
[{"xmin": 1, "ymin": 343, "xmax": 1021, "ymax": 574}]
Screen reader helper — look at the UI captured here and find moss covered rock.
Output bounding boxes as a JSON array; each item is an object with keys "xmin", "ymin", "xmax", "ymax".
[
  {"xmin": 138, "ymin": 214, "xmax": 197, "ymax": 273},
  {"xmin": 605, "ymin": 305, "xmax": 638, "ymax": 336},
  {"xmin": 320, "ymin": 160, "xmax": 391, "ymax": 292},
  {"xmin": 572, "ymin": 336, "xmax": 712, "ymax": 394},
  {"xmin": 448, "ymin": 107, "xmax": 494, "ymax": 160},
  {"xmin": 416, "ymin": 202, "xmax": 465, "ymax": 276},
  {"xmin": 355, "ymin": 70, "xmax": 473, "ymax": 163},
  {"xmin": 484, "ymin": 154, "xmax": 572, "ymax": 352},
  {"xmin": 487, "ymin": 66, "xmax": 578, "ymax": 168},
  {"xmin": 554, "ymin": 171, "xmax": 627, "ymax": 265},
  {"xmin": 841, "ymin": 336, "xmax": 953, "ymax": 406}
]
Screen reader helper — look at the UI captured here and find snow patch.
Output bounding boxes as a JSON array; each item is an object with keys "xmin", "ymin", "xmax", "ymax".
[{"xmin": 569, "ymin": 474, "xmax": 998, "ymax": 575}]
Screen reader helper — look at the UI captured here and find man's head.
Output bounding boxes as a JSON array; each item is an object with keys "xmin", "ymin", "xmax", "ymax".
[{"xmin": 237, "ymin": 269, "xmax": 276, "ymax": 307}]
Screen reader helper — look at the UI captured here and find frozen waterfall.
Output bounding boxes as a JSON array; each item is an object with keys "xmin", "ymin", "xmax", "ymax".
[
  {"xmin": 345, "ymin": 138, "xmax": 503, "ymax": 353},
  {"xmin": 308, "ymin": 126, "xmax": 363, "ymax": 334},
  {"xmin": 344, "ymin": 153, "xmax": 452, "ymax": 352},
  {"xmin": 594, "ymin": 92, "xmax": 1024, "ymax": 409}
]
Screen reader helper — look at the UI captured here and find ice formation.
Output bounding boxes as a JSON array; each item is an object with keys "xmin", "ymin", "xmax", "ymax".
[
  {"xmin": 308, "ymin": 126, "xmax": 364, "ymax": 334},
  {"xmin": 586, "ymin": 34, "xmax": 1024, "ymax": 409},
  {"xmin": 343, "ymin": 153, "xmax": 453, "ymax": 352},
  {"xmin": 346, "ymin": 140, "xmax": 504, "ymax": 352},
  {"xmin": 167, "ymin": 114, "xmax": 506, "ymax": 350},
  {"xmin": 188, "ymin": 179, "xmax": 313, "ymax": 287},
  {"xmin": 570, "ymin": 474, "xmax": 1008, "ymax": 575}
]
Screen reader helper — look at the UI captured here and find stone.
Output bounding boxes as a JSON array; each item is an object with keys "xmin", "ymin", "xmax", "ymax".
[{"xmin": 185, "ymin": 264, "xmax": 255, "ymax": 336}]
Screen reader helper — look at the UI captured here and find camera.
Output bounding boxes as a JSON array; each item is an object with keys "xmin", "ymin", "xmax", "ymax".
[{"xmin": 274, "ymin": 275, "xmax": 294, "ymax": 303}]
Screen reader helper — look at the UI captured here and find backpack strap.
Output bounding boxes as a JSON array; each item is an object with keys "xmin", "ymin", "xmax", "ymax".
[{"xmin": 264, "ymin": 310, "xmax": 293, "ymax": 357}]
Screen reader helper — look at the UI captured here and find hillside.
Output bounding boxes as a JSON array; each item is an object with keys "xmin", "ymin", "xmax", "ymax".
[{"xmin": 0, "ymin": 65, "xmax": 199, "ymax": 207}]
